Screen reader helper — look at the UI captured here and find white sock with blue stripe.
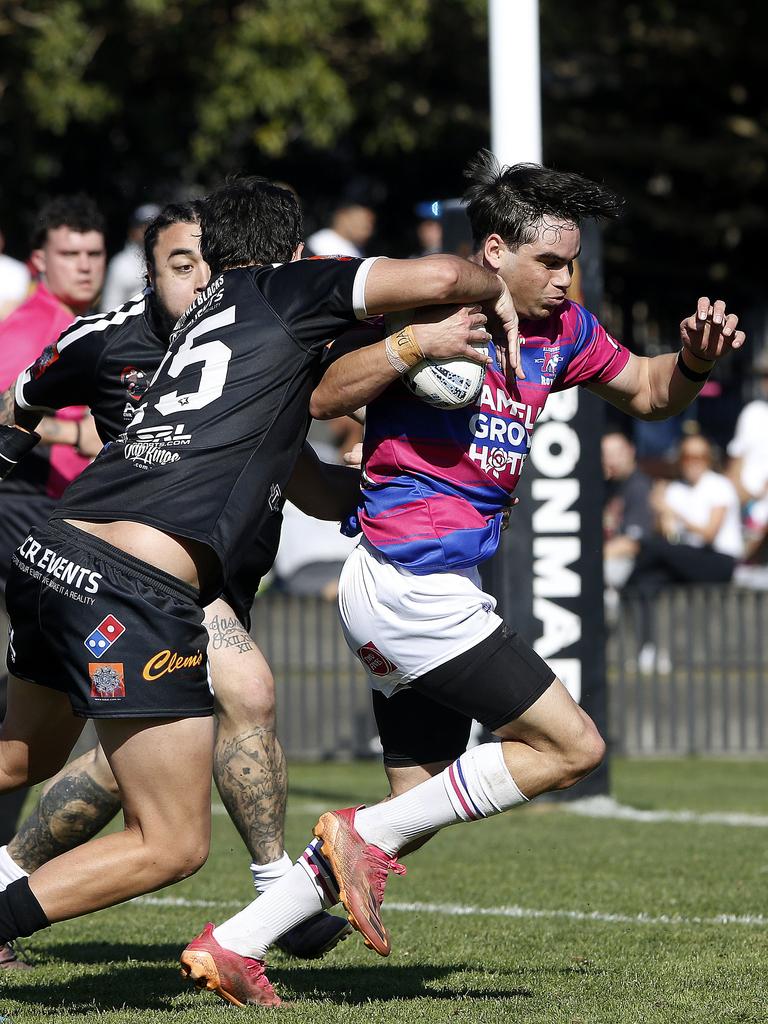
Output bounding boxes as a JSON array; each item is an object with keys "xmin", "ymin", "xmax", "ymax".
[
  {"xmin": 354, "ymin": 743, "xmax": 527, "ymax": 856},
  {"xmin": 214, "ymin": 841, "xmax": 340, "ymax": 959}
]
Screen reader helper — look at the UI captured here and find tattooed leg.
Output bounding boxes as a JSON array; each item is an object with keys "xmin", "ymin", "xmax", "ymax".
[
  {"xmin": 205, "ymin": 599, "xmax": 287, "ymax": 865},
  {"xmin": 7, "ymin": 745, "xmax": 121, "ymax": 873}
]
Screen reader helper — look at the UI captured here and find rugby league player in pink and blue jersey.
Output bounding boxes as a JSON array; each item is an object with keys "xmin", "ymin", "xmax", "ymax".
[{"xmin": 181, "ymin": 152, "xmax": 746, "ymax": 1004}]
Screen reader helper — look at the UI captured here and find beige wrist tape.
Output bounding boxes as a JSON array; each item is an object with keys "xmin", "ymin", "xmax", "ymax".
[{"xmin": 384, "ymin": 324, "xmax": 425, "ymax": 374}]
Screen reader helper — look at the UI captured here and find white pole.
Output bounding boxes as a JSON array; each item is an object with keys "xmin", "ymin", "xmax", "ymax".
[{"xmin": 489, "ymin": 0, "xmax": 542, "ymax": 165}]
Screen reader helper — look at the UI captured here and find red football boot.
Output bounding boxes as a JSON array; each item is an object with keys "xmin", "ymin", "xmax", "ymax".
[
  {"xmin": 313, "ymin": 805, "xmax": 406, "ymax": 957},
  {"xmin": 180, "ymin": 923, "xmax": 281, "ymax": 1008}
]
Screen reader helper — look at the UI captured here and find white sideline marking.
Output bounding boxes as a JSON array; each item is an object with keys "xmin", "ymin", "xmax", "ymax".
[
  {"xmin": 133, "ymin": 895, "xmax": 767, "ymax": 928},
  {"xmin": 214, "ymin": 796, "xmax": 768, "ymax": 827},
  {"xmin": 563, "ymin": 795, "xmax": 768, "ymax": 829}
]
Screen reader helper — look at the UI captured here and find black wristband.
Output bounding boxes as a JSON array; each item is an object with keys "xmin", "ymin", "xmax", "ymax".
[
  {"xmin": 676, "ymin": 350, "xmax": 713, "ymax": 383},
  {"xmin": 0, "ymin": 424, "xmax": 42, "ymax": 479}
]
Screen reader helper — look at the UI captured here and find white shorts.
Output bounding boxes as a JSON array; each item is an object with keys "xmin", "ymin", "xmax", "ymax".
[{"xmin": 338, "ymin": 538, "xmax": 503, "ymax": 696}]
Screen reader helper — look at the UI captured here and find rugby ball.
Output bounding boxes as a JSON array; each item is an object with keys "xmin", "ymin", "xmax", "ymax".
[{"xmin": 402, "ymin": 343, "xmax": 489, "ymax": 410}]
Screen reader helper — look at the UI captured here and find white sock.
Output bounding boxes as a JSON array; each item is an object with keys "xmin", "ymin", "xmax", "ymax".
[
  {"xmin": 214, "ymin": 840, "xmax": 340, "ymax": 959},
  {"xmin": 355, "ymin": 743, "xmax": 528, "ymax": 855},
  {"xmin": 0, "ymin": 845, "xmax": 27, "ymax": 892},
  {"xmin": 250, "ymin": 852, "xmax": 292, "ymax": 893}
]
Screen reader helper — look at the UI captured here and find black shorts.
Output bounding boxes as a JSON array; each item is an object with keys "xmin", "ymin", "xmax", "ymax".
[
  {"xmin": 373, "ymin": 623, "xmax": 555, "ymax": 767},
  {"xmin": 5, "ymin": 520, "xmax": 213, "ymax": 719},
  {"xmin": 0, "ymin": 493, "xmax": 56, "ymax": 594}
]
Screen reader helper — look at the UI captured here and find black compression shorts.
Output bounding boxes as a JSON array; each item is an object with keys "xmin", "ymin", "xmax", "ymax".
[
  {"xmin": 374, "ymin": 623, "xmax": 555, "ymax": 767},
  {"xmin": 5, "ymin": 520, "xmax": 213, "ymax": 719}
]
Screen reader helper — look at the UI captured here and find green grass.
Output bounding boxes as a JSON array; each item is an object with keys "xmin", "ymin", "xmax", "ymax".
[{"xmin": 1, "ymin": 759, "xmax": 767, "ymax": 1023}]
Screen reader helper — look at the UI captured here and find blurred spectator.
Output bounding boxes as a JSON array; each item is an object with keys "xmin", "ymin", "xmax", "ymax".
[
  {"xmin": 0, "ymin": 193, "xmax": 105, "ymax": 838},
  {"xmin": 0, "ymin": 227, "xmax": 30, "ymax": 321},
  {"xmin": 0, "ymin": 191, "xmax": 106, "ymax": 579},
  {"xmin": 415, "ymin": 217, "xmax": 442, "ymax": 256},
  {"xmin": 306, "ymin": 202, "xmax": 375, "ymax": 258},
  {"xmin": 627, "ymin": 434, "xmax": 743, "ymax": 671},
  {"xmin": 273, "ymin": 416, "xmax": 363, "ymax": 599},
  {"xmin": 101, "ymin": 202, "xmax": 160, "ymax": 310},
  {"xmin": 726, "ymin": 347, "xmax": 768, "ymax": 538},
  {"xmin": 410, "ymin": 203, "xmax": 443, "ymax": 257},
  {"xmin": 601, "ymin": 431, "xmax": 653, "ymax": 620}
]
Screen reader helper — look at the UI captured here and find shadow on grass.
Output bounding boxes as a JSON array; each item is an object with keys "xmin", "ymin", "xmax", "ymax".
[
  {"xmin": 1, "ymin": 950, "xmax": 535, "ymax": 1012},
  {"xmin": 279, "ymin": 963, "xmax": 535, "ymax": 1004}
]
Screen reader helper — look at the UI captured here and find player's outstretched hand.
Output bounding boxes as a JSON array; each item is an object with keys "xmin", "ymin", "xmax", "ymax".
[
  {"xmin": 409, "ymin": 304, "xmax": 492, "ymax": 365},
  {"xmin": 680, "ymin": 297, "xmax": 746, "ymax": 362},
  {"xmin": 491, "ymin": 278, "xmax": 524, "ymax": 382}
]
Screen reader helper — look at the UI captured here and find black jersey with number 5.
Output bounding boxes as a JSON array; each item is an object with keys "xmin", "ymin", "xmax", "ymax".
[{"xmin": 53, "ymin": 257, "xmax": 374, "ymax": 603}]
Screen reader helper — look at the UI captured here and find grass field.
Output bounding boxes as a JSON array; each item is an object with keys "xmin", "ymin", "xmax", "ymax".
[{"xmin": 1, "ymin": 758, "xmax": 766, "ymax": 1023}]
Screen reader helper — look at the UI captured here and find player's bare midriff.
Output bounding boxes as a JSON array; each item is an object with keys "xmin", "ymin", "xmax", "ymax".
[{"xmin": 64, "ymin": 518, "xmax": 217, "ymax": 592}]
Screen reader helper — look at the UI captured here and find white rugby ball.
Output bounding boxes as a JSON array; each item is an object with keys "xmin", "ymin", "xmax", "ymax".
[{"xmin": 402, "ymin": 342, "xmax": 489, "ymax": 410}]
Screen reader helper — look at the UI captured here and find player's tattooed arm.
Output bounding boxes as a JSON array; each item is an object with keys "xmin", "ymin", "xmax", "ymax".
[
  {"xmin": 7, "ymin": 762, "xmax": 121, "ymax": 872},
  {"xmin": 0, "ymin": 385, "xmax": 15, "ymax": 426}
]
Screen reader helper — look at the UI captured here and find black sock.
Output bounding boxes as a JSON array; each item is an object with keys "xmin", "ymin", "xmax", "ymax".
[{"xmin": 0, "ymin": 878, "xmax": 50, "ymax": 944}]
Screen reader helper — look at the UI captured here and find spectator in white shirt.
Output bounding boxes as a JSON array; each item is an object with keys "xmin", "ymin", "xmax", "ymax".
[
  {"xmin": 100, "ymin": 203, "xmax": 160, "ymax": 310},
  {"xmin": 627, "ymin": 433, "xmax": 743, "ymax": 671},
  {"xmin": 726, "ymin": 347, "xmax": 768, "ymax": 537},
  {"xmin": 0, "ymin": 228, "xmax": 29, "ymax": 320},
  {"xmin": 306, "ymin": 202, "xmax": 375, "ymax": 258}
]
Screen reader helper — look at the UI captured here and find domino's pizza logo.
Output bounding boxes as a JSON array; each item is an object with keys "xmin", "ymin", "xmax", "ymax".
[
  {"xmin": 356, "ymin": 641, "xmax": 398, "ymax": 677},
  {"xmin": 84, "ymin": 614, "xmax": 126, "ymax": 658}
]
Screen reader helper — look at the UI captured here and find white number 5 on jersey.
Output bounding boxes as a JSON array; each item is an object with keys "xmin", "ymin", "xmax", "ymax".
[{"xmin": 130, "ymin": 305, "xmax": 235, "ymax": 427}]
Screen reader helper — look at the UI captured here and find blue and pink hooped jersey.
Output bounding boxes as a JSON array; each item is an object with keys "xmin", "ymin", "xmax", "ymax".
[{"xmin": 353, "ymin": 300, "xmax": 630, "ymax": 574}]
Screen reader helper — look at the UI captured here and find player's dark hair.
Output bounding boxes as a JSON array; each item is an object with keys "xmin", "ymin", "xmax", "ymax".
[
  {"xmin": 31, "ymin": 194, "xmax": 105, "ymax": 249},
  {"xmin": 143, "ymin": 201, "xmax": 201, "ymax": 281},
  {"xmin": 199, "ymin": 176, "xmax": 303, "ymax": 275},
  {"xmin": 463, "ymin": 150, "xmax": 623, "ymax": 251}
]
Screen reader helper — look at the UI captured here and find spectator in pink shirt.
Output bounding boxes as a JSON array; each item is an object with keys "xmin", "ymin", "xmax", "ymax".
[{"xmin": 0, "ymin": 194, "xmax": 105, "ymax": 846}]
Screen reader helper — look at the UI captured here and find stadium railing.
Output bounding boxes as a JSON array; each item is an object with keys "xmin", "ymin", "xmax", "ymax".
[{"xmin": 251, "ymin": 583, "xmax": 768, "ymax": 760}]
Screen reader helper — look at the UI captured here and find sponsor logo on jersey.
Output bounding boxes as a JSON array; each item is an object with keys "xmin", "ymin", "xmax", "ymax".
[
  {"xmin": 133, "ymin": 424, "xmax": 192, "ymax": 446},
  {"xmin": 356, "ymin": 641, "xmax": 398, "ymax": 677},
  {"xmin": 89, "ymin": 662, "xmax": 126, "ymax": 699},
  {"xmin": 535, "ymin": 347, "xmax": 563, "ymax": 384},
  {"xmin": 84, "ymin": 614, "xmax": 126, "ymax": 658},
  {"xmin": 30, "ymin": 343, "xmax": 60, "ymax": 380},
  {"xmin": 124, "ymin": 441, "xmax": 181, "ymax": 469},
  {"xmin": 120, "ymin": 365, "xmax": 149, "ymax": 401},
  {"xmin": 142, "ymin": 649, "xmax": 204, "ymax": 681},
  {"xmin": 268, "ymin": 483, "xmax": 282, "ymax": 513}
]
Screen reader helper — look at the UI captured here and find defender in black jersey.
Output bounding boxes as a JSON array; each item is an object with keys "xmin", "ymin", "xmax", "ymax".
[
  {"xmin": 0, "ymin": 177, "xmax": 518, "ymax": 959},
  {"xmin": 2, "ymin": 202, "xmax": 357, "ymax": 960}
]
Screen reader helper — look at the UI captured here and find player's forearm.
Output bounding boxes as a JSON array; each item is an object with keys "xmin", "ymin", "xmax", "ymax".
[
  {"xmin": 310, "ymin": 342, "xmax": 396, "ymax": 419},
  {"xmin": 36, "ymin": 415, "xmax": 81, "ymax": 447},
  {"xmin": 363, "ymin": 255, "xmax": 502, "ymax": 315},
  {"xmin": 286, "ymin": 446, "xmax": 360, "ymax": 520},
  {"xmin": 629, "ymin": 351, "xmax": 715, "ymax": 420}
]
